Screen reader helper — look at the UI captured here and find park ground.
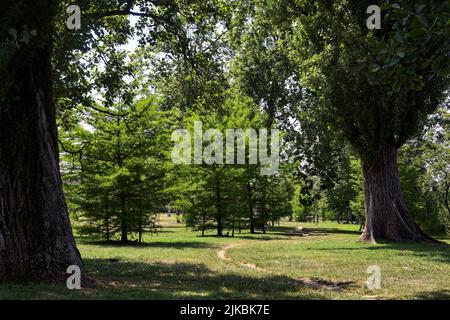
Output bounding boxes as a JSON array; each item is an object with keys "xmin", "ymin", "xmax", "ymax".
[{"xmin": 0, "ymin": 215, "xmax": 449, "ymax": 300}]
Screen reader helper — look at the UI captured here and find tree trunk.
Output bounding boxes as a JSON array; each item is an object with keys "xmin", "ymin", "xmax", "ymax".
[
  {"xmin": 249, "ymin": 219, "xmax": 255, "ymax": 233},
  {"xmin": 246, "ymin": 183, "xmax": 255, "ymax": 234},
  {"xmin": 359, "ymin": 221, "xmax": 364, "ymax": 232},
  {"xmin": 261, "ymin": 184, "xmax": 267, "ymax": 234},
  {"xmin": 360, "ymin": 142, "xmax": 438, "ymax": 243},
  {"xmin": 444, "ymin": 182, "xmax": 450, "ymax": 218},
  {"xmin": 231, "ymin": 220, "xmax": 235, "ymax": 237},
  {"xmin": 217, "ymin": 215, "xmax": 223, "ymax": 237},
  {"xmin": 120, "ymin": 195, "xmax": 128, "ymax": 243},
  {"xmin": 0, "ymin": 0, "xmax": 88, "ymax": 284},
  {"xmin": 138, "ymin": 218, "xmax": 142, "ymax": 245},
  {"xmin": 202, "ymin": 213, "xmax": 206, "ymax": 237},
  {"xmin": 215, "ymin": 177, "xmax": 223, "ymax": 237},
  {"xmin": 105, "ymin": 198, "xmax": 110, "ymax": 242}
]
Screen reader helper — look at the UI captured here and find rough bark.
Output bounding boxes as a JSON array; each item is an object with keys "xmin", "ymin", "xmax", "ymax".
[
  {"xmin": 360, "ymin": 142, "xmax": 439, "ymax": 243},
  {"xmin": 0, "ymin": 0, "xmax": 89, "ymax": 284}
]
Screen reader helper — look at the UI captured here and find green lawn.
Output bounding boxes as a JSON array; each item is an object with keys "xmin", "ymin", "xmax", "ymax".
[{"xmin": 0, "ymin": 216, "xmax": 449, "ymax": 300}]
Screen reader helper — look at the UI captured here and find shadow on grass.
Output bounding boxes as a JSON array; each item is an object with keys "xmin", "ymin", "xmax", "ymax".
[
  {"xmin": 310, "ymin": 242, "xmax": 450, "ymax": 263},
  {"xmin": 198, "ymin": 234, "xmax": 283, "ymax": 241},
  {"xmin": 81, "ymin": 259, "xmax": 336, "ymax": 299},
  {"xmin": 0, "ymin": 260, "xmax": 354, "ymax": 300},
  {"xmin": 156, "ymin": 224, "xmax": 185, "ymax": 229},
  {"xmin": 301, "ymin": 227, "xmax": 361, "ymax": 236},
  {"xmin": 194, "ymin": 225, "xmax": 361, "ymax": 240},
  {"xmin": 80, "ymin": 240, "xmax": 215, "ymax": 250},
  {"xmin": 154, "ymin": 229, "xmax": 176, "ymax": 233},
  {"xmin": 412, "ymin": 290, "xmax": 450, "ymax": 300}
]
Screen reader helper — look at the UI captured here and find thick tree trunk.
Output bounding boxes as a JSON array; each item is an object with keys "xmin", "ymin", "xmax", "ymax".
[
  {"xmin": 0, "ymin": 1, "xmax": 88, "ymax": 284},
  {"xmin": 360, "ymin": 142, "xmax": 438, "ymax": 243}
]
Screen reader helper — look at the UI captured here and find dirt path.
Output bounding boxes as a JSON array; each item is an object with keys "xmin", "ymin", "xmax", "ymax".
[
  {"xmin": 217, "ymin": 243, "xmax": 268, "ymax": 271},
  {"xmin": 217, "ymin": 242, "xmax": 345, "ymax": 292},
  {"xmin": 217, "ymin": 244, "xmax": 240, "ymax": 261}
]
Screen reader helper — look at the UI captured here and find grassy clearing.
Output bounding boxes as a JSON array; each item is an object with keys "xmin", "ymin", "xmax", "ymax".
[{"xmin": 0, "ymin": 216, "xmax": 448, "ymax": 300}]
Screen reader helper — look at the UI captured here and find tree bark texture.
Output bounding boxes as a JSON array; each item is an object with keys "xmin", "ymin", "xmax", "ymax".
[
  {"xmin": 0, "ymin": 0, "xmax": 89, "ymax": 284},
  {"xmin": 360, "ymin": 142, "xmax": 438, "ymax": 243}
]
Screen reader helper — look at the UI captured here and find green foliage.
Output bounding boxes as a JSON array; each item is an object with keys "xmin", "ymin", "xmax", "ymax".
[
  {"xmin": 398, "ymin": 151, "xmax": 446, "ymax": 234},
  {"xmin": 61, "ymin": 96, "xmax": 176, "ymax": 241},
  {"xmin": 49, "ymin": 0, "xmax": 450, "ymax": 240},
  {"xmin": 398, "ymin": 107, "xmax": 450, "ymax": 234},
  {"xmin": 290, "ymin": 183, "xmax": 303, "ymax": 221},
  {"xmin": 348, "ymin": 157, "xmax": 365, "ymax": 222},
  {"xmin": 286, "ymin": 0, "xmax": 450, "ymax": 155},
  {"xmin": 170, "ymin": 90, "xmax": 294, "ymax": 235}
]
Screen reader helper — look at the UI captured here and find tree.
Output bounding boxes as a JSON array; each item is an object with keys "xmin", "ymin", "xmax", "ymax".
[
  {"xmin": 348, "ymin": 157, "xmax": 365, "ymax": 228},
  {"xmin": 263, "ymin": 171, "xmax": 295, "ymax": 229},
  {"xmin": 171, "ymin": 92, "xmax": 262, "ymax": 236},
  {"xmin": 290, "ymin": 183, "xmax": 304, "ymax": 222},
  {"xmin": 285, "ymin": 0, "xmax": 450, "ymax": 242},
  {"xmin": 229, "ymin": 0, "xmax": 367, "ymax": 229},
  {"xmin": 0, "ymin": 0, "xmax": 89, "ymax": 284},
  {"xmin": 61, "ymin": 97, "xmax": 174, "ymax": 242},
  {"xmin": 419, "ymin": 108, "xmax": 450, "ymax": 221},
  {"xmin": 397, "ymin": 107, "xmax": 450, "ymax": 234}
]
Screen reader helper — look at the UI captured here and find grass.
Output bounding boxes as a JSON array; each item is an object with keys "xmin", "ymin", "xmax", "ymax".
[{"xmin": 0, "ymin": 216, "xmax": 449, "ymax": 300}]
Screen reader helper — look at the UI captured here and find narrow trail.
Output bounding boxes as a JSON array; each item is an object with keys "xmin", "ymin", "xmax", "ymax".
[
  {"xmin": 218, "ymin": 243, "xmax": 268, "ymax": 272},
  {"xmin": 217, "ymin": 244, "xmax": 240, "ymax": 261},
  {"xmin": 217, "ymin": 242, "xmax": 345, "ymax": 292}
]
